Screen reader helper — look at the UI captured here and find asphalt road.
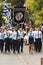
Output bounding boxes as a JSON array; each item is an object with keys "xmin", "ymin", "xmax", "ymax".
[{"xmin": 0, "ymin": 44, "xmax": 43, "ymax": 65}]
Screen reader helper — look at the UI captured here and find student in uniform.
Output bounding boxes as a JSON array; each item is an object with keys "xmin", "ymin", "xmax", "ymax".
[
  {"xmin": 28, "ymin": 27, "xmax": 34, "ymax": 54},
  {"xmin": 0, "ymin": 28, "xmax": 4, "ymax": 52},
  {"xmin": 19, "ymin": 28, "xmax": 24, "ymax": 53},
  {"xmin": 4, "ymin": 27, "xmax": 7, "ymax": 53},
  {"xmin": 33, "ymin": 27, "xmax": 37, "ymax": 50},
  {"xmin": 34, "ymin": 27, "xmax": 42, "ymax": 52},
  {"xmin": 4, "ymin": 26, "xmax": 10, "ymax": 53},
  {"xmin": 17, "ymin": 28, "xmax": 21, "ymax": 53},
  {"xmin": 11, "ymin": 28, "xmax": 17, "ymax": 53},
  {"xmin": 0, "ymin": 28, "xmax": 1, "ymax": 50},
  {"xmin": 7, "ymin": 27, "xmax": 12, "ymax": 51}
]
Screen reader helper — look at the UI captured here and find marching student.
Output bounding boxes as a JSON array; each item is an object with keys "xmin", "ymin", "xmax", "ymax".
[
  {"xmin": 0, "ymin": 28, "xmax": 4, "ymax": 52},
  {"xmin": 11, "ymin": 28, "xmax": 17, "ymax": 53},
  {"xmin": 19, "ymin": 28, "xmax": 24, "ymax": 53},
  {"xmin": 33, "ymin": 27, "xmax": 37, "ymax": 50},
  {"xmin": 28, "ymin": 27, "xmax": 34, "ymax": 54},
  {"xmin": 4, "ymin": 26, "xmax": 10, "ymax": 53},
  {"xmin": 0, "ymin": 28, "xmax": 1, "ymax": 50},
  {"xmin": 34, "ymin": 27, "xmax": 42, "ymax": 52},
  {"xmin": 17, "ymin": 28, "xmax": 21, "ymax": 53},
  {"xmin": 7, "ymin": 27, "xmax": 12, "ymax": 51}
]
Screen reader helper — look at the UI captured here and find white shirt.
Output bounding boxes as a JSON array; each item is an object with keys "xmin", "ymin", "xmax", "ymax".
[
  {"xmin": 28, "ymin": 31, "xmax": 33, "ymax": 38},
  {"xmin": 0, "ymin": 32, "xmax": 4, "ymax": 40},
  {"xmin": 20, "ymin": 31, "xmax": 24, "ymax": 39},
  {"xmin": 7, "ymin": 30, "xmax": 12, "ymax": 38},
  {"xmin": 12, "ymin": 31, "xmax": 17, "ymax": 40},
  {"xmin": 17, "ymin": 30, "xmax": 20, "ymax": 39},
  {"xmin": 33, "ymin": 30, "xmax": 42, "ymax": 42},
  {"xmin": 4, "ymin": 30, "xmax": 8, "ymax": 38}
]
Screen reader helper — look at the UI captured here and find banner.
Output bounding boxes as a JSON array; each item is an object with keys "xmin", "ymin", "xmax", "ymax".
[
  {"xmin": 3, "ymin": 4, "xmax": 8, "ymax": 15},
  {"xmin": 3, "ymin": 4, "xmax": 12, "ymax": 26},
  {"xmin": 14, "ymin": 7, "xmax": 26, "ymax": 23}
]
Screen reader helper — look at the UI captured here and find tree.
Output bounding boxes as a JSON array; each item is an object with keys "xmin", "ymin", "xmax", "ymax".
[
  {"xmin": 25, "ymin": 0, "xmax": 43, "ymax": 25},
  {"xmin": 6, "ymin": 0, "xmax": 25, "ymax": 6},
  {"xmin": 0, "ymin": 5, "xmax": 3, "ymax": 26}
]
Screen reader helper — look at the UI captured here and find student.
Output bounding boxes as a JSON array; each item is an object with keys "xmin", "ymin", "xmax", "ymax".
[
  {"xmin": 7, "ymin": 27, "xmax": 12, "ymax": 51},
  {"xmin": 17, "ymin": 28, "xmax": 21, "ymax": 53},
  {"xmin": 34, "ymin": 27, "xmax": 42, "ymax": 52},
  {"xmin": 0, "ymin": 28, "xmax": 4, "ymax": 52},
  {"xmin": 4, "ymin": 26, "xmax": 10, "ymax": 53},
  {"xmin": 11, "ymin": 28, "xmax": 17, "ymax": 53},
  {"xmin": 19, "ymin": 28, "xmax": 24, "ymax": 53},
  {"xmin": 33, "ymin": 27, "xmax": 37, "ymax": 50},
  {"xmin": 28, "ymin": 27, "xmax": 34, "ymax": 54}
]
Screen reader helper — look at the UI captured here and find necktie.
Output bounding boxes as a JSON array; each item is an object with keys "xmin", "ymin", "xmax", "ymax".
[{"xmin": 38, "ymin": 31, "xmax": 39, "ymax": 38}]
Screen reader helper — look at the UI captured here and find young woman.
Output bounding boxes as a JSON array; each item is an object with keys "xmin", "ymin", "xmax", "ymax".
[{"xmin": 28, "ymin": 28, "xmax": 34, "ymax": 54}]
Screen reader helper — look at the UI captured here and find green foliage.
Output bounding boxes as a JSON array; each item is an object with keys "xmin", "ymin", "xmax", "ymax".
[
  {"xmin": 25, "ymin": 0, "xmax": 43, "ymax": 25},
  {"xmin": 1, "ymin": 0, "xmax": 43, "ymax": 26},
  {"xmin": 7, "ymin": 0, "xmax": 11, "ymax": 3},
  {"xmin": 34, "ymin": 20, "xmax": 41, "ymax": 25},
  {"xmin": 0, "ymin": 5, "xmax": 3, "ymax": 13},
  {"xmin": 7, "ymin": 0, "xmax": 25, "ymax": 6},
  {"xmin": 0, "ymin": 5, "xmax": 3, "ymax": 26},
  {"xmin": 14, "ymin": 0, "xmax": 25, "ymax": 7}
]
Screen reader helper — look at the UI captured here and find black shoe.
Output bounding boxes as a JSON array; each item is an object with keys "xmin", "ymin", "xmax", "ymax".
[
  {"xmin": 21, "ymin": 51, "xmax": 23, "ymax": 53},
  {"xmin": 13, "ymin": 51, "xmax": 15, "ymax": 53}
]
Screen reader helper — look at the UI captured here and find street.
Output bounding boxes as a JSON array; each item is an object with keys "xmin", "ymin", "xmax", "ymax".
[{"xmin": 0, "ymin": 44, "xmax": 43, "ymax": 65}]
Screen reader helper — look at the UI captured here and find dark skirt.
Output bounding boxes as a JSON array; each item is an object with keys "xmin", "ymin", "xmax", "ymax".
[{"xmin": 29, "ymin": 37, "xmax": 34, "ymax": 44}]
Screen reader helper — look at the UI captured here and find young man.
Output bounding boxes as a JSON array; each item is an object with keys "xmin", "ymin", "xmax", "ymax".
[
  {"xmin": 0, "ymin": 28, "xmax": 4, "ymax": 52},
  {"xmin": 34, "ymin": 27, "xmax": 42, "ymax": 52},
  {"xmin": 4, "ymin": 26, "xmax": 10, "ymax": 53},
  {"xmin": 7, "ymin": 27, "xmax": 12, "ymax": 51},
  {"xmin": 19, "ymin": 28, "xmax": 24, "ymax": 53},
  {"xmin": 11, "ymin": 28, "xmax": 17, "ymax": 53}
]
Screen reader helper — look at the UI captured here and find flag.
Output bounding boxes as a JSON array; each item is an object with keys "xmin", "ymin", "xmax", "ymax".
[
  {"xmin": 3, "ymin": 4, "xmax": 8, "ymax": 16},
  {"xmin": 3, "ymin": 4, "xmax": 12, "ymax": 26},
  {"xmin": 14, "ymin": 7, "xmax": 26, "ymax": 24}
]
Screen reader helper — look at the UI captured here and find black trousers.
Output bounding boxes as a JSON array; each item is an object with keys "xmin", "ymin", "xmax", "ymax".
[
  {"xmin": 20, "ymin": 38, "xmax": 23, "ymax": 52},
  {"xmin": 5, "ymin": 38, "xmax": 10, "ymax": 52},
  {"xmin": 12, "ymin": 40, "xmax": 17, "ymax": 53},
  {"xmin": 16, "ymin": 39, "xmax": 20, "ymax": 53},
  {"xmin": 35, "ymin": 38, "xmax": 42, "ymax": 52},
  {"xmin": 9, "ymin": 38, "xmax": 13, "ymax": 50},
  {"xmin": 0, "ymin": 40, "xmax": 4, "ymax": 52},
  {"xmin": 34, "ymin": 42, "xmax": 36, "ymax": 50}
]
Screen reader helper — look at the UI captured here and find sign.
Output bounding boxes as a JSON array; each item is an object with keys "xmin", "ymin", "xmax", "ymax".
[{"xmin": 14, "ymin": 7, "xmax": 26, "ymax": 23}]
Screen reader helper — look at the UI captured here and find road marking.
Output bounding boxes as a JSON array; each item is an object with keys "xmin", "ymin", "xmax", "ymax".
[{"xmin": 18, "ymin": 54, "xmax": 29, "ymax": 65}]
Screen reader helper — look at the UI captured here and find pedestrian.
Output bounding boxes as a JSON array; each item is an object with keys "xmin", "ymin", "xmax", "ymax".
[
  {"xmin": 17, "ymin": 28, "xmax": 21, "ymax": 53},
  {"xmin": 34, "ymin": 27, "xmax": 42, "ymax": 52},
  {"xmin": 11, "ymin": 28, "xmax": 17, "ymax": 53},
  {"xmin": 28, "ymin": 27, "xmax": 34, "ymax": 54},
  {"xmin": 0, "ymin": 28, "xmax": 4, "ymax": 52},
  {"xmin": 19, "ymin": 28, "xmax": 24, "ymax": 53},
  {"xmin": 7, "ymin": 27, "xmax": 12, "ymax": 51},
  {"xmin": 4, "ymin": 26, "xmax": 10, "ymax": 53},
  {"xmin": 33, "ymin": 27, "xmax": 37, "ymax": 50}
]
